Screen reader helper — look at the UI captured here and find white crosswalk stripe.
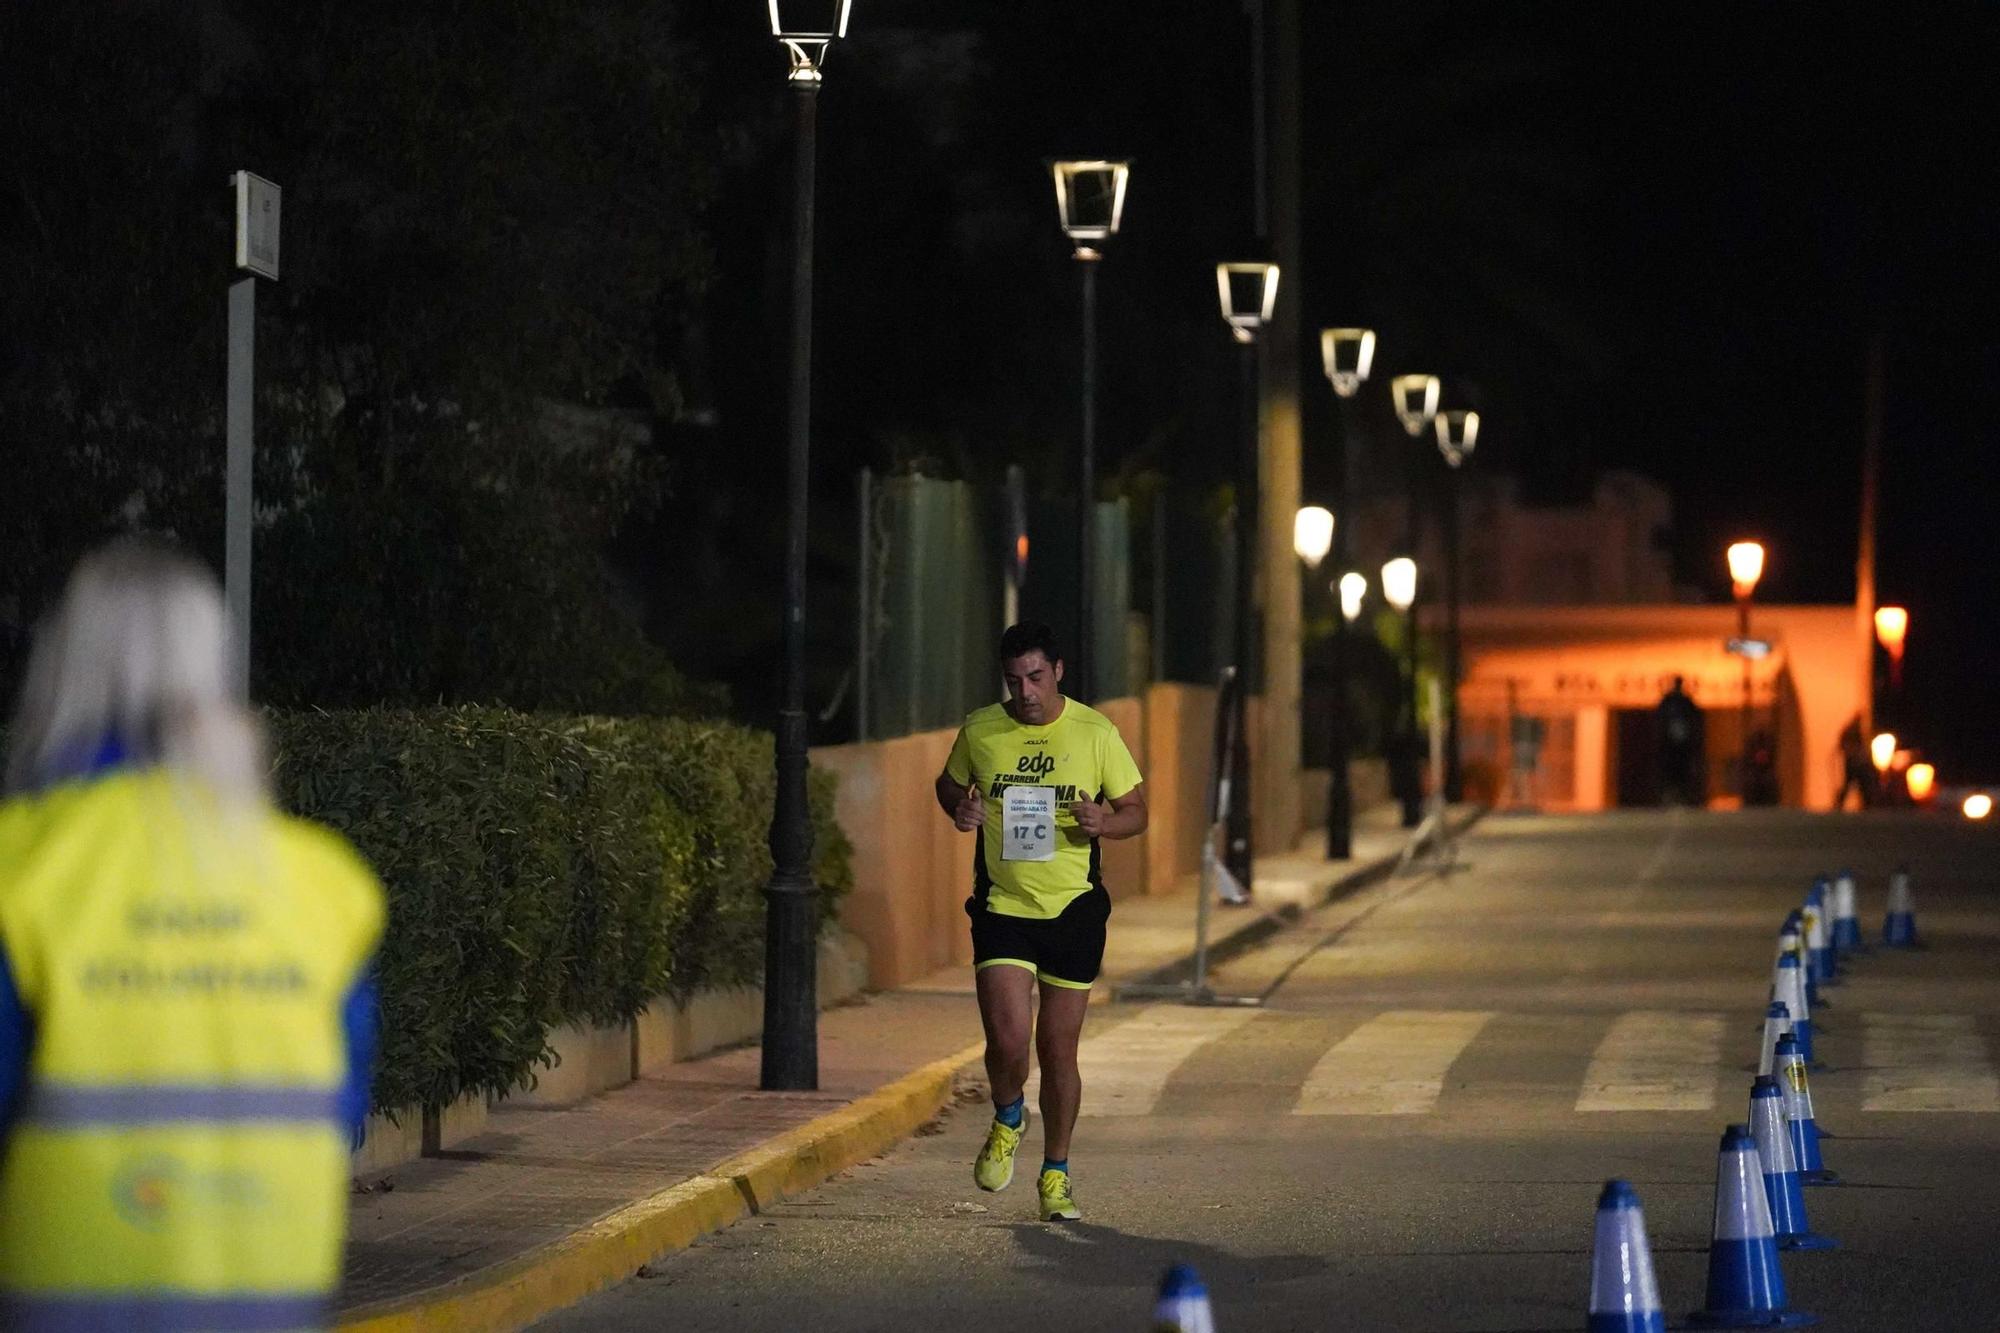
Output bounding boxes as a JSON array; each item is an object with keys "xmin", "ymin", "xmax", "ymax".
[
  {"xmin": 1291, "ymin": 1010, "xmax": 1496, "ymax": 1115},
  {"xmin": 1057, "ymin": 1004, "xmax": 1260, "ymax": 1117},
  {"xmin": 1862, "ymin": 1012, "xmax": 2000, "ymax": 1112},
  {"xmin": 1574, "ymin": 1011, "xmax": 1726, "ymax": 1111}
]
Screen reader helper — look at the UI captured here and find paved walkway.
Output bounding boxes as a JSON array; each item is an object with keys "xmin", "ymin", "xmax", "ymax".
[{"xmin": 338, "ymin": 803, "xmax": 1454, "ymax": 1318}]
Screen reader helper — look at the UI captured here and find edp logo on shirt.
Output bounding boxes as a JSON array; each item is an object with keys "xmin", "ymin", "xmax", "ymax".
[{"xmin": 1015, "ymin": 754, "xmax": 1056, "ymax": 778}]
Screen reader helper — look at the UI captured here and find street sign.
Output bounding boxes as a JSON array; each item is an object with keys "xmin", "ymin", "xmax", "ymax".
[
  {"xmin": 1726, "ymin": 636, "xmax": 1773, "ymax": 659},
  {"xmin": 232, "ymin": 171, "xmax": 280, "ymax": 279}
]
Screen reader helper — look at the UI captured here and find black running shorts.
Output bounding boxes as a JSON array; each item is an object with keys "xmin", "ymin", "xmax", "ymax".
[{"xmin": 967, "ymin": 886, "xmax": 1112, "ymax": 990}]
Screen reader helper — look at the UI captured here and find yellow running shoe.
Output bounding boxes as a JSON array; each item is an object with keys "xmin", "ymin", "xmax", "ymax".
[
  {"xmin": 1038, "ymin": 1167, "xmax": 1081, "ymax": 1221},
  {"xmin": 973, "ymin": 1115, "xmax": 1024, "ymax": 1192}
]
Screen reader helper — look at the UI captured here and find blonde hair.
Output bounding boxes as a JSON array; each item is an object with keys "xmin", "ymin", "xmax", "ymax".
[{"xmin": 5, "ymin": 540, "xmax": 267, "ymax": 803}]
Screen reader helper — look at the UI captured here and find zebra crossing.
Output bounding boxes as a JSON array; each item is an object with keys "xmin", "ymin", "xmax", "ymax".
[{"xmin": 1025, "ymin": 1004, "xmax": 2000, "ymax": 1116}]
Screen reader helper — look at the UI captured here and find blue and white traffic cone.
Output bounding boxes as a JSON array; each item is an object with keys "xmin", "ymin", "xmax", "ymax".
[
  {"xmin": 1775, "ymin": 1032, "xmax": 1838, "ymax": 1186},
  {"xmin": 1883, "ymin": 865, "xmax": 1918, "ymax": 947},
  {"xmin": 1774, "ymin": 952, "xmax": 1815, "ymax": 1066},
  {"xmin": 1750, "ymin": 1075, "xmax": 1834, "ymax": 1251},
  {"xmin": 1806, "ymin": 879, "xmax": 1838, "ymax": 983},
  {"xmin": 1758, "ymin": 1002, "xmax": 1793, "ymax": 1078},
  {"xmin": 1588, "ymin": 1179, "xmax": 1666, "ymax": 1333},
  {"xmin": 1152, "ymin": 1262, "xmax": 1216, "ymax": 1333},
  {"xmin": 1832, "ymin": 870, "xmax": 1864, "ymax": 955},
  {"xmin": 1687, "ymin": 1124, "xmax": 1814, "ymax": 1328},
  {"xmin": 1798, "ymin": 896, "xmax": 1828, "ymax": 1003}
]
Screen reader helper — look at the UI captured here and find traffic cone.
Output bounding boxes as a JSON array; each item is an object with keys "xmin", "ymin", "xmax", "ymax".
[
  {"xmin": 1773, "ymin": 952, "xmax": 1815, "ymax": 1066},
  {"xmin": 1151, "ymin": 1262, "xmax": 1216, "ymax": 1333},
  {"xmin": 1750, "ymin": 1075, "xmax": 1834, "ymax": 1251},
  {"xmin": 1883, "ymin": 865, "xmax": 1917, "ymax": 947},
  {"xmin": 1757, "ymin": 1001, "xmax": 1793, "ymax": 1078},
  {"xmin": 1687, "ymin": 1124, "xmax": 1814, "ymax": 1328},
  {"xmin": 1798, "ymin": 896, "xmax": 1828, "ymax": 1002},
  {"xmin": 1588, "ymin": 1179, "xmax": 1666, "ymax": 1333},
  {"xmin": 1806, "ymin": 879, "xmax": 1838, "ymax": 983},
  {"xmin": 1775, "ymin": 1032, "xmax": 1838, "ymax": 1186},
  {"xmin": 1774, "ymin": 912, "xmax": 1804, "ymax": 974},
  {"xmin": 1831, "ymin": 870, "xmax": 1864, "ymax": 954}
]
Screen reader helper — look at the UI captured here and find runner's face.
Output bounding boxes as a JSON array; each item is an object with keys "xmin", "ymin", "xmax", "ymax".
[{"xmin": 1002, "ymin": 651, "xmax": 1063, "ymax": 723}]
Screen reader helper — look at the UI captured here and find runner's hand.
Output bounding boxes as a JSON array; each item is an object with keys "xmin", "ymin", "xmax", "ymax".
[
  {"xmin": 1071, "ymin": 799, "xmax": 1106, "ymax": 837},
  {"xmin": 953, "ymin": 781, "xmax": 984, "ymax": 832}
]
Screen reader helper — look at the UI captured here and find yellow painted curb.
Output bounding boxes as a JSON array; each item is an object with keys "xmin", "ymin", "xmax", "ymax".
[{"xmin": 338, "ymin": 1039, "xmax": 987, "ymax": 1333}]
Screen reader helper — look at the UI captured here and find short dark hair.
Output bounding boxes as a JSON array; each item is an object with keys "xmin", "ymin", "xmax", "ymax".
[{"xmin": 998, "ymin": 621, "xmax": 1062, "ymax": 667}]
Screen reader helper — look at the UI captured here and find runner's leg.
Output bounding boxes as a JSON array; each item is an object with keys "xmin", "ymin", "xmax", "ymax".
[
  {"xmin": 976, "ymin": 963, "xmax": 1036, "ymax": 1108},
  {"xmin": 1034, "ymin": 980, "xmax": 1090, "ymax": 1161}
]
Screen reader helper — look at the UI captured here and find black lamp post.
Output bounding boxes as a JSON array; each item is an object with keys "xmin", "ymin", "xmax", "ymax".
[
  {"xmin": 1389, "ymin": 373, "xmax": 1439, "ymax": 828},
  {"xmin": 1433, "ymin": 408, "xmax": 1479, "ymax": 805},
  {"xmin": 1317, "ymin": 327, "xmax": 1376, "ymax": 858},
  {"xmin": 1052, "ymin": 160, "xmax": 1130, "ymax": 702},
  {"xmin": 759, "ymin": 0, "xmax": 851, "ymax": 1093},
  {"xmin": 1217, "ymin": 261, "xmax": 1280, "ymax": 894}
]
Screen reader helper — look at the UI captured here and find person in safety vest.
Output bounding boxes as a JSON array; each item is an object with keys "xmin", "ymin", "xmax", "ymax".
[{"xmin": 0, "ymin": 540, "xmax": 384, "ymax": 1332}]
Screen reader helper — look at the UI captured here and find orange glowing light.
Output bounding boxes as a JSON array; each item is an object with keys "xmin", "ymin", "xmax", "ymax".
[
  {"xmin": 1727, "ymin": 541, "xmax": 1765, "ymax": 598},
  {"xmin": 1015, "ymin": 534, "xmax": 1029, "ymax": 568},
  {"xmin": 1965, "ymin": 793, "xmax": 1994, "ymax": 821},
  {"xmin": 1869, "ymin": 732, "xmax": 1897, "ymax": 774},
  {"xmin": 1874, "ymin": 605, "xmax": 1908, "ymax": 654},
  {"xmin": 1906, "ymin": 762, "xmax": 1936, "ymax": 802}
]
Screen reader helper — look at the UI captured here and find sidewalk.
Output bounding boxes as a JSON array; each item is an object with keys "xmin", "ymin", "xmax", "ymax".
[{"xmin": 337, "ymin": 803, "xmax": 1469, "ymax": 1331}]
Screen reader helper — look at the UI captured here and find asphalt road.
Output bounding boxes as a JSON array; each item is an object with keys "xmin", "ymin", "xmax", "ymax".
[{"xmin": 540, "ymin": 810, "xmax": 2000, "ymax": 1331}]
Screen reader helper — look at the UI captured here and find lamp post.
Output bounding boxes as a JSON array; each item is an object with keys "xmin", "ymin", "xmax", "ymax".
[
  {"xmin": 1727, "ymin": 540, "xmax": 1765, "ymax": 806},
  {"xmin": 1873, "ymin": 604, "xmax": 1908, "ymax": 703},
  {"xmin": 1382, "ymin": 555, "xmax": 1419, "ymax": 824},
  {"xmin": 1870, "ymin": 730, "xmax": 1896, "ymax": 806},
  {"xmin": 1389, "ymin": 374, "xmax": 1439, "ymax": 827},
  {"xmin": 1317, "ymin": 328, "xmax": 1376, "ymax": 859},
  {"xmin": 1217, "ymin": 261, "xmax": 1281, "ymax": 893},
  {"xmin": 1433, "ymin": 409, "xmax": 1478, "ymax": 804},
  {"xmin": 1052, "ymin": 160, "xmax": 1131, "ymax": 700},
  {"xmin": 1338, "ymin": 570, "xmax": 1367, "ymax": 625},
  {"xmin": 758, "ymin": 0, "xmax": 851, "ymax": 1093}
]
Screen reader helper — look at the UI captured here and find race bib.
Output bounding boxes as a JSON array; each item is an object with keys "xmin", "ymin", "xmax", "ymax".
[{"xmin": 1001, "ymin": 785, "xmax": 1057, "ymax": 862}]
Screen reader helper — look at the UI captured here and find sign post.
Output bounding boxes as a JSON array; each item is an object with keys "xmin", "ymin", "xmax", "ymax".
[{"xmin": 226, "ymin": 171, "xmax": 279, "ymax": 695}]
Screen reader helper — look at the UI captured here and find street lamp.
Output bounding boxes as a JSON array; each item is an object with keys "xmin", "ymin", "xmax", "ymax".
[
  {"xmin": 1293, "ymin": 505, "xmax": 1334, "ymax": 569},
  {"xmin": 1726, "ymin": 540, "xmax": 1766, "ymax": 806},
  {"xmin": 1052, "ymin": 159, "xmax": 1131, "ymax": 700},
  {"xmin": 1870, "ymin": 731, "xmax": 1897, "ymax": 777},
  {"xmin": 759, "ymin": 0, "xmax": 853, "ymax": 1093},
  {"xmin": 1906, "ymin": 762, "xmax": 1936, "ymax": 804},
  {"xmin": 1317, "ymin": 328, "xmax": 1377, "ymax": 859},
  {"xmin": 1338, "ymin": 571, "xmax": 1367, "ymax": 624},
  {"xmin": 1874, "ymin": 605, "xmax": 1908, "ymax": 690},
  {"xmin": 1380, "ymin": 554, "xmax": 1421, "ymax": 824},
  {"xmin": 1388, "ymin": 375, "xmax": 1439, "ymax": 828},
  {"xmin": 1381, "ymin": 558, "xmax": 1417, "ymax": 611},
  {"xmin": 1965, "ymin": 792, "xmax": 1993, "ymax": 821},
  {"xmin": 1216, "ymin": 261, "xmax": 1280, "ymax": 894},
  {"xmin": 1433, "ymin": 409, "xmax": 1479, "ymax": 803}
]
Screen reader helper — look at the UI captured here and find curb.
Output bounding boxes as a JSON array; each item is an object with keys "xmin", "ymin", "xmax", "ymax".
[
  {"xmin": 337, "ymin": 1038, "xmax": 988, "ymax": 1333},
  {"xmin": 1116, "ymin": 806, "xmax": 1488, "ymax": 994}
]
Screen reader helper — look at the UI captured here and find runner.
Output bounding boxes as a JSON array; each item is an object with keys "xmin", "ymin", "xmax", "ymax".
[{"xmin": 934, "ymin": 622, "xmax": 1146, "ymax": 1222}]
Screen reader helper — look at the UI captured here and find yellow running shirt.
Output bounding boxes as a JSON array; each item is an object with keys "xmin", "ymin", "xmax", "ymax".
[{"xmin": 945, "ymin": 698, "xmax": 1143, "ymax": 920}]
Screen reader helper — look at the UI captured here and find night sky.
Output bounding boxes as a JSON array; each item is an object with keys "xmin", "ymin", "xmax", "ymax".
[{"xmin": 680, "ymin": 2, "xmax": 2000, "ymax": 778}]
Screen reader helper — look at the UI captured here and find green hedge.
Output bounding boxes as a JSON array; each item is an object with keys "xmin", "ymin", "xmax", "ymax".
[{"xmin": 268, "ymin": 707, "xmax": 852, "ymax": 1113}]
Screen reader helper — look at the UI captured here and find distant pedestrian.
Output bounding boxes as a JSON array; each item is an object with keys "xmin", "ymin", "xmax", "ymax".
[
  {"xmin": 1655, "ymin": 675, "xmax": 1704, "ymax": 806},
  {"xmin": 0, "ymin": 540, "xmax": 384, "ymax": 1330},
  {"xmin": 934, "ymin": 622, "xmax": 1146, "ymax": 1223},
  {"xmin": 1834, "ymin": 715, "xmax": 1873, "ymax": 811}
]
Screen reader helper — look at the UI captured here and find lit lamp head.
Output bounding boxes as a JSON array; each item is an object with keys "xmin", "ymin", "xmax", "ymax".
[
  {"xmin": 1216, "ymin": 262, "xmax": 1280, "ymax": 344},
  {"xmin": 1965, "ymin": 792, "xmax": 1994, "ymax": 821},
  {"xmin": 1391, "ymin": 374, "xmax": 1441, "ymax": 438},
  {"xmin": 1052, "ymin": 160, "xmax": 1130, "ymax": 260},
  {"xmin": 1293, "ymin": 506, "xmax": 1334, "ymax": 570},
  {"xmin": 1338, "ymin": 571, "xmax": 1367, "ymax": 623},
  {"xmin": 1870, "ymin": 731, "xmax": 1897, "ymax": 775},
  {"xmin": 1906, "ymin": 762, "xmax": 1937, "ymax": 803},
  {"xmin": 1726, "ymin": 540, "xmax": 1765, "ymax": 600},
  {"xmin": 1874, "ymin": 605, "xmax": 1908, "ymax": 660},
  {"xmin": 767, "ymin": 0, "xmax": 854, "ymax": 82},
  {"xmin": 1381, "ymin": 557, "xmax": 1418, "ymax": 613},
  {"xmin": 1319, "ymin": 328, "xmax": 1377, "ymax": 399},
  {"xmin": 1434, "ymin": 409, "xmax": 1480, "ymax": 468}
]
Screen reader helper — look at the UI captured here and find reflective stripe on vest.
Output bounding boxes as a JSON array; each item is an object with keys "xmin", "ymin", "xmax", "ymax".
[
  {"xmin": 0, "ymin": 1291, "xmax": 329, "ymax": 1332},
  {"xmin": 21, "ymin": 1084, "xmax": 342, "ymax": 1128}
]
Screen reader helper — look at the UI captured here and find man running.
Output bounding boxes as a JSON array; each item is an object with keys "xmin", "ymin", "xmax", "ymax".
[{"xmin": 935, "ymin": 622, "xmax": 1147, "ymax": 1222}]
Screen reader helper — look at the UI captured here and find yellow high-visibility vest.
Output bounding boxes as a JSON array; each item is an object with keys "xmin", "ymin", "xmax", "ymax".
[{"xmin": 0, "ymin": 769, "xmax": 383, "ymax": 1330}]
